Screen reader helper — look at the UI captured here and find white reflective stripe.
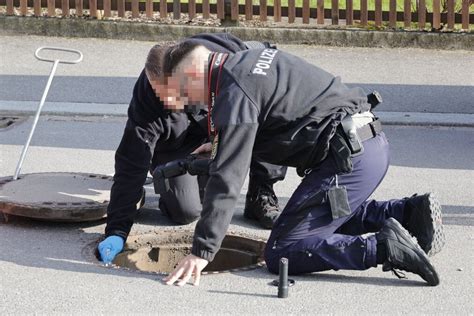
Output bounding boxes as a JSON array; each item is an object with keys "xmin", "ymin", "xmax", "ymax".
[{"xmin": 352, "ymin": 111, "xmax": 375, "ymax": 129}]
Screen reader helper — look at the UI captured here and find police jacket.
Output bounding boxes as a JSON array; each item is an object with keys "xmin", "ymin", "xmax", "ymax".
[
  {"xmin": 192, "ymin": 49, "xmax": 372, "ymax": 261},
  {"xmin": 105, "ymin": 33, "xmax": 254, "ymax": 240}
]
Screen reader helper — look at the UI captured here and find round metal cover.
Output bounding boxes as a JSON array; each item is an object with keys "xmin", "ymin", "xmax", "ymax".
[{"xmin": 0, "ymin": 172, "xmax": 113, "ymax": 222}]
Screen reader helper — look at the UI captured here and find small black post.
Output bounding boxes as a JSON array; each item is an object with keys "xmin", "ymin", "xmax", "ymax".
[{"xmin": 278, "ymin": 257, "xmax": 289, "ymax": 298}]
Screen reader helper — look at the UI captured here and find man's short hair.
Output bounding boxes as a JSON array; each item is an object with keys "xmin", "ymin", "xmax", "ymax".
[
  {"xmin": 162, "ymin": 41, "xmax": 204, "ymax": 78},
  {"xmin": 145, "ymin": 44, "xmax": 168, "ymax": 81}
]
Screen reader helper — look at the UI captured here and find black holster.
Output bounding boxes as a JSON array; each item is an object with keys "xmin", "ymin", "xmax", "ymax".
[
  {"xmin": 329, "ymin": 128, "xmax": 354, "ymax": 175},
  {"xmin": 330, "ymin": 113, "xmax": 373, "ymax": 174}
]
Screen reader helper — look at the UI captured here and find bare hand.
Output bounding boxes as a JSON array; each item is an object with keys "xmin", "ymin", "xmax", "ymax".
[
  {"xmin": 191, "ymin": 142, "xmax": 212, "ymax": 155},
  {"xmin": 163, "ymin": 254, "xmax": 209, "ymax": 286}
]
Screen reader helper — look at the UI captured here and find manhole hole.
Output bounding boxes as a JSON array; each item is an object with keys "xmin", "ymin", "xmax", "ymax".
[
  {"xmin": 0, "ymin": 116, "xmax": 26, "ymax": 130},
  {"xmin": 0, "ymin": 172, "xmax": 113, "ymax": 222},
  {"xmin": 109, "ymin": 231, "xmax": 266, "ymax": 274}
]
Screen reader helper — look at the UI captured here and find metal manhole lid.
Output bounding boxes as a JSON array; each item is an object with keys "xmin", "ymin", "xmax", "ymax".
[
  {"xmin": 0, "ymin": 172, "xmax": 113, "ymax": 222},
  {"xmin": 0, "ymin": 116, "xmax": 27, "ymax": 129}
]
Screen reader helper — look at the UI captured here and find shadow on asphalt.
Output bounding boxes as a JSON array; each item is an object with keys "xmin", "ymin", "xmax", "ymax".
[
  {"xmin": 2, "ymin": 74, "xmax": 474, "ymax": 114},
  {"xmin": 0, "ymin": 216, "xmax": 161, "ymax": 282},
  {"xmin": 0, "ymin": 75, "xmax": 134, "ymax": 104},
  {"xmin": 207, "ymin": 290, "xmax": 274, "ymax": 298},
  {"xmin": 228, "ymin": 266, "xmax": 428, "ymax": 288},
  {"xmin": 295, "ymin": 272, "xmax": 426, "ymax": 287}
]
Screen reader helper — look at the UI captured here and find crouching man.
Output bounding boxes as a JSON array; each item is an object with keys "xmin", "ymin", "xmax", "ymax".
[
  {"xmin": 98, "ymin": 33, "xmax": 288, "ymax": 265},
  {"xmin": 151, "ymin": 41, "xmax": 445, "ymax": 287}
]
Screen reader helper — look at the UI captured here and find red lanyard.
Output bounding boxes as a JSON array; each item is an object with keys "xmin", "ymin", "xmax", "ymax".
[{"xmin": 207, "ymin": 52, "xmax": 228, "ymax": 141}]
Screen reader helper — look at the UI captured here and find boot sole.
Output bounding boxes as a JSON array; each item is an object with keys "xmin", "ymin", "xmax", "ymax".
[
  {"xmin": 386, "ymin": 218, "xmax": 440, "ymax": 286},
  {"xmin": 424, "ymin": 193, "xmax": 445, "ymax": 257}
]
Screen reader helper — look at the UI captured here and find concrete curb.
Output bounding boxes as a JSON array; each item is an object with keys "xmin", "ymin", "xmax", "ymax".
[
  {"xmin": 0, "ymin": 101, "xmax": 128, "ymax": 117},
  {"xmin": 0, "ymin": 16, "xmax": 473, "ymax": 50},
  {"xmin": 1, "ymin": 101, "xmax": 474, "ymax": 127}
]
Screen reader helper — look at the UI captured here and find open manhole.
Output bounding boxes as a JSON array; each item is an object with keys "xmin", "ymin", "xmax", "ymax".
[
  {"xmin": 0, "ymin": 116, "xmax": 27, "ymax": 130},
  {"xmin": 110, "ymin": 231, "xmax": 266, "ymax": 274},
  {"xmin": 0, "ymin": 172, "xmax": 113, "ymax": 222}
]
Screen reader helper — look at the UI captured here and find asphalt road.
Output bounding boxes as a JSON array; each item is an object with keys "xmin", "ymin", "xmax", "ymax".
[
  {"xmin": 0, "ymin": 35, "xmax": 473, "ymax": 314},
  {"xmin": 0, "ymin": 116, "xmax": 473, "ymax": 314},
  {"xmin": 1, "ymin": 35, "xmax": 473, "ymax": 114}
]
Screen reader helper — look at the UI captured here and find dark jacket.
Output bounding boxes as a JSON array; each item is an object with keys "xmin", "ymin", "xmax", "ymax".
[
  {"xmin": 105, "ymin": 33, "xmax": 253, "ymax": 240},
  {"xmin": 192, "ymin": 49, "xmax": 371, "ymax": 261}
]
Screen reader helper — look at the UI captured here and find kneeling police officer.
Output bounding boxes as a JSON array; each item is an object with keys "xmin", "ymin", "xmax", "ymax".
[
  {"xmin": 98, "ymin": 33, "xmax": 287, "ymax": 264},
  {"xmin": 157, "ymin": 41, "xmax": 445, "ymax": 287}
]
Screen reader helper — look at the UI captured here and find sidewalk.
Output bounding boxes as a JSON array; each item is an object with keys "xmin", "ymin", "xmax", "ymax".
[{"xmin": 2, "ymin": 100, "xmax": 474, "ymax": 127}]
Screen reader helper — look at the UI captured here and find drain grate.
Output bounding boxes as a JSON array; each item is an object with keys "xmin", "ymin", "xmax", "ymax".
[{"xmin": 0, "ymin": 116, "xmax": 26, "ymax": 129}]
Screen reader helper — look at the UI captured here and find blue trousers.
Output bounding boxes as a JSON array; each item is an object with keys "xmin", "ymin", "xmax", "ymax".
[{"xmin": 265, "ymin": 132, "xmax": 407, "ymax": 274}]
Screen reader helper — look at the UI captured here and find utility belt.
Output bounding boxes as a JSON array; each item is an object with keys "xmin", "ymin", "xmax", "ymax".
[
  {"xmin": 272, "ymin": 93, "xmax": 383, "ymax": 246},
  {"xmin": 271, "ymin": 116, "xmax": 383, "ymax": 248},
  {"xmin": 332, "ymin": 90, "xmax": 383, "ymax": 170},
  {"xmin": 330, "ymin": 115, "xmax": 383, "ymax": 174}
]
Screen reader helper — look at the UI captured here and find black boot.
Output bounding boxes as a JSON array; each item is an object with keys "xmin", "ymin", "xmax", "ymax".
[
  {"xmin": 244, "ymin": 183, "xmax": 281, "ymax": 229},
  {"xmin": 376, "ymin": 217, "xmax": 440, "ymax": 286},
  {"xmin": 402, "ymin": 193, "xmax": 445, "ymax": 256}
]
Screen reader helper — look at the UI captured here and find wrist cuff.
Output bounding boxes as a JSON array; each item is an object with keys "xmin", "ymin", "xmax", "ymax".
[
  {"xmin": 192, "ymin": 240, "xmax": 216, "ymax": 262},
  {"xmin": 105, "ymin": 230, "xmax": 127, "ymax": 242}
]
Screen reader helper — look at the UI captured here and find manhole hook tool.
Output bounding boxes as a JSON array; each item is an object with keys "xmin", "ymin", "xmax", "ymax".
[{"xmin": 13, "ymin": 47, "xmax": 83, "ymax": 180}]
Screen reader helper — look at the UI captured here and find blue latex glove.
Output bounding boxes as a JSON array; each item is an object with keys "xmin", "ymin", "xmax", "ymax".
[{"xmin": 98, "ymin": 236, "xmax": 124, "ymax": 264}]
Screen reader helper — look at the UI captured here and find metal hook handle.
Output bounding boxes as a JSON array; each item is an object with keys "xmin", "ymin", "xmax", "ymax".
[
  {"xmin": 34, "ymin": 46, "xmax": 83, "ymax": 64},
  {"xmin": 12, "ymin": 46, "xmax": 83, "ymax": 180}
]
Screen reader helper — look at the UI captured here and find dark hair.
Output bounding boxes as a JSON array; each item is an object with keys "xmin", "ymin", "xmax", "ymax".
[
  {"xmin": 162, "ymin": 41, "xmax": 204, "ymax": 78},
  {"xmin": 145, "ymin": 44, "xmax": 167, "ymax": 81}
]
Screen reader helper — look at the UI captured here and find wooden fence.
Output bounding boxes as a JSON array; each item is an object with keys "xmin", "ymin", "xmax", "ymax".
[{"xmin": 2, "ymin": 0, "xmax": 473, "ymax": 30}]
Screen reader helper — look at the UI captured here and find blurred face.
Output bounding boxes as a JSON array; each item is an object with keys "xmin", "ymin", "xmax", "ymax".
[
  {"xmin": 148, "ymin": 55, "xmax": 207, "ymax": 113},
  {"xmin": 149, "ymin": 77, "xmax": 185, "ymax": 111}
]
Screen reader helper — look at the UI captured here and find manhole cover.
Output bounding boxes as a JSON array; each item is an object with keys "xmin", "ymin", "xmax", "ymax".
[
  {"xmin": 0, "ymin": 116, "xmax": 26, "ymax": 129},
  {"xmin": 109, "ymin": 231, "xmax": 266, "ymax": 274},
  {"xmin": 0, "ymin": 172, "xmax": 113, "ymax": 222}
]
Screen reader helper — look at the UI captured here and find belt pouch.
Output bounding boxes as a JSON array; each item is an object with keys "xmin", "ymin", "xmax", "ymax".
[{"xmin": 329, "ymin": 129, "xmax": 353, "ymax": 174}]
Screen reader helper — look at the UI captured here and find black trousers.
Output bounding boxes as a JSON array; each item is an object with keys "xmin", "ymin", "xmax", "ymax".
[{"xmin": 152, "ymin": 113, "xmax": 287, "ymax": 224}]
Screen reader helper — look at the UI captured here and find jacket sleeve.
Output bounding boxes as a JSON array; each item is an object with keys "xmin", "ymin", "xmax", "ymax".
[
  {"xmin": 191, "ymin": 86, "xmax": 259, "ymax": 262},
  {"xmin": 104, "ymin": 117, "xmax": 155, "ymax": 240},
  {"xmin": 105, "ymin": 70, "xmax": 164, "ymax": 240}
]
